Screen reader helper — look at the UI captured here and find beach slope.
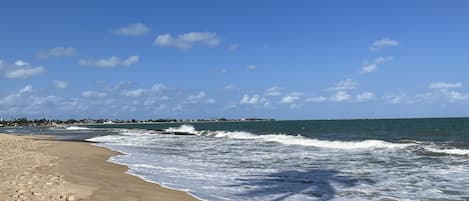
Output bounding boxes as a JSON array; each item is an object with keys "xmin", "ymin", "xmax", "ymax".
[{"xmin": 0, "ymin": 134, "xmax": 199, "ymax": 201}]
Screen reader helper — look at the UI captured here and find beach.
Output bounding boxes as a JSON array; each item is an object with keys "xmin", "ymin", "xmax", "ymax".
[{"xmin": 0, "ymin": 133, "xmax": 199, "ymax": 201}]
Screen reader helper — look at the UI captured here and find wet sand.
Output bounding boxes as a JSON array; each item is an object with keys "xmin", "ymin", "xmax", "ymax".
[{"xmin": 0, "ymin": 134, "xmax": 200, "ymax": 201}]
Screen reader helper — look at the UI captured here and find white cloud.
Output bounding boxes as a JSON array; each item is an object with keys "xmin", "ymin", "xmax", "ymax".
[
  {"xmin": 187, "ymin": 91, "xmax": 206, "ymax": 100},
  {"xmin": 279, "ymin": 92, "xmax": 304, "ymax": 108},
  {"xmin": 266, "ymin": 86, "xmax": 283, "ymax": 96},
  {"xmin": 428, "ymin": 82, "xmax": 463, "ymax": 89},
  {"xmin": 240, "ymin": 94, "xmax": 269, "ymax": 106},
  {"xmin": 122, "ymin": 89, "xmax": 145, "ymax": 97},
  {"xmin": 82, "ymin": 90, "xmax": 107, "ymax": 98},
  {"xmin": 113, "ymin": 23, "xmax": 151, "ymax": 36},
  {"xmin": 361, "ymin": 56, "xmax": 393, "ymax": 74},
  {"xmin": 228, "ymin": 44, "xmax": 239, "ymax": 51},
  {"xmin": 151, "ymin": 83, "xmax": 167, "ymax": 92},
  {"xmin": 240, "ymin": 94, "xmax": 260, "ymax": 104},
  {"xmin": 5, "ymin": 66, "xmax": 45, "ymax": 79},
  {"xmin": 19, "ymin": 85, "xmax": 33, "ymax": 94},
  {"xmin": 36, "ymin": 47, "xmax": 76, "ymax": 59},
  {"xmin": 305, "ymin": 96, "xmax": 326, "ymax": 103},
  {"xmin": 329, "ymin": 79, "xmax": 358, "ymax": 91},
  {"xmin": 369, "ymin": 38, "xmax": 400, "ymax": 51},
  {"xmin": 1, "ymin": 59, "xmax": 45, "ymax": 79},
  {"xmin": 246, "ymin": 65, "xmax": 257, "ymax": 71},
  {"xmin": 356, "ymin": 92, "xmax": 375, "ymax": 102},
  {"xmin": 442, "ymin": 90, "xmax": 469, "ymax": 101},
  {"xmin": 361, "ymin": 63, "xmax": 377, "ymax": 74},
  {"xmin": 154, "ymin": 32, "xmax": 220, "ymax": 49},
  {"xmin": 332, "ymin": 91, "xmax": 351, "ymax": 102},
  {"xmin": 15, "ymin": 60, "xmax": 29, "ymax": 66},
  {"xmin": 185, "ymin": 91, "xmax": 206, "ymax": 104},
  {"xmin": 53, "ymin": 80, "xmax": 69, "ymax": 89},
  {"xmin": 79, "ymin": 56, "xmax": 139, "ymax": 68},
  {"xmin": 280, "ymin": 95, "xmax": 300, "ymax": 104}
]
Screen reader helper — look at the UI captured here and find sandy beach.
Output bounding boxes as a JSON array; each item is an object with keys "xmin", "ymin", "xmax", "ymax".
[{"xmin": 0, "ymin": 133, "xmax": 199, "ymax": 201}]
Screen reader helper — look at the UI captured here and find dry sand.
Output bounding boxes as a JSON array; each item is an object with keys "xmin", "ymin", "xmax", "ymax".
[{"xmin": 0, "ymin": 134, "xmax": 200, "ymax": 201}]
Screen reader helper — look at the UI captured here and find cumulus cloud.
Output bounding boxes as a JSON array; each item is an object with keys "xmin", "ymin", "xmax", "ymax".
[
  {"xmin": 151, "ymin": 83, "xmax": 167, "ymax": 92},
  {"xmin": 2, "ymin": 60, "xmax": 46, "ymax": 79},
  {"xmin": 113, "ymin": 23, "xmax": 151, "ymax": 36},
  {"xmin": 239, "ymin": 94, "xmax": 269, "ymax": 107},
  {"xmin": 361, "ymin": 56, "xmax": 393, "ymax": 74},
  {"xmin": 369, "ymin": 38, "xmax": 400, "ymax": 51},
  {"xmin": 185, "ymin": 91, "xmax": 206, "ymax": 104},
  {"xmin": 240, "ymin": 94, "xmax": 260, "ymax": 104},
  {"xmin": 79, "ymin": 56, "xmax": 139, "ymax": 68},
  {"xmin": 305, "ymin": 96, "xmax": 326, "ymax": 103},
  {"xmin": 280, "ymin": 95, "xmax": 300, "ymax": 104},
  {"xmin": 36, "ymin": 47, "xmax": 76, "ymax": 59},
  {"xmin": 329, "ymin": 79, "xmax": 358, "ymax": 91},
  {"xmin": 154, "ymin": 32, "xmax": 220, "ymax": 49},
  {"xmin": 5, "ymin": 67, "xmax": 45, "ymax": 79},
  {"xmin": 53, "ymin": 80, "xmax": 69, "ymax": 89},
  {"xmin": 428, "ymin": 82, "xmax": 463, "ymax": 89},
  {"xmin": 332, "ymin": 91, "xmax": 352, "ymax": 102},
  {"xmin": 356, "ymin": 92, "xmax": 375, "ymax": 102},
  {"xmin": 81, "ymin": 90, "xmax": 107, "ymax": 98},
  {"xmin": 265, "ymin": 86, "xmax": 283, "ymax": 96},
  {"xmin": 19, "ymin": 85, "xmax": 33, "ymax": 94},
  {"xmin": 122, "ymin": 89, "xmax": 145, "ymax": 97},
  {"xmin": 280, "ymin": 92, "xmax": 304, "ymax": 109},
  {"xmin": 442, "ymin": 90, "xmax": 469, "ymax": 101}
]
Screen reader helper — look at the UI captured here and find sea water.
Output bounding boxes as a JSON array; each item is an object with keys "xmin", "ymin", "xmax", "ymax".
[{"xmin": 82, "ymin": 119, "xmax": 469, "ymax": 200}]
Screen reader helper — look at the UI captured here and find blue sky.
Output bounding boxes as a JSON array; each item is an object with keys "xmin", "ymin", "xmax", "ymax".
[{"xmin": 1, "ymin": 1, "xmax": 469, "ymax": 120}]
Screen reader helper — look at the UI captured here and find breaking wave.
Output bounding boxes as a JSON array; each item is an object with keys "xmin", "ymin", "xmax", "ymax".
[
  {"xmin": 65, "ymin": 126, "xmax": 89, "ymax": 130},
  {"xmin": 163, "ymin": 125, "xmax": 413, "ymax": 150}
]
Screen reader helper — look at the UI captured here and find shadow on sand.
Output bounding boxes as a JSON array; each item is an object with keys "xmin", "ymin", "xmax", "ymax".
[{"xmin": 230, "ymin": 169, "xmax": 374, "ymax": 201}]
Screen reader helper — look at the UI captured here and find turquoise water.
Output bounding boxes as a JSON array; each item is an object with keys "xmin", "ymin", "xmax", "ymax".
[
  {"xmin": 88, "ymin": 118, "xmax": 469, "ymax": 143},
  {"xmin": 84, "ymin": 118, "xmax": 469, "ymax": 200}
]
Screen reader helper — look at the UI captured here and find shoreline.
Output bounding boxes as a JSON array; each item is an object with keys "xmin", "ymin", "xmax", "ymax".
[{"xmin": 0, "ymin": 133, "xmax": 200, "ymax": 201}]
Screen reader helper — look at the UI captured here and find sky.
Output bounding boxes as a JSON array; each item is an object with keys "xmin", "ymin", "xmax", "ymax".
[{"xmin": 1, "ymin": 0, "xmax": 469, "ymax": 120}]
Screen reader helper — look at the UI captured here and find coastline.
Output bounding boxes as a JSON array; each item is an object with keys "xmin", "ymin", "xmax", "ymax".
[{"xmin": 0, "ymin": 133, "xmax": 200, "ymax": 201}]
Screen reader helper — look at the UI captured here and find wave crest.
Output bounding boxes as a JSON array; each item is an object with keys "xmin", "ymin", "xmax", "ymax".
[
  {"xmin": 425, "ymin": 147, "xmax": 469, "ymax": 156},
  {"xmin": 164, "ymin": 124, "xmax": 200, "ymax": 135},
  {"xmin": 209, "ymin": 130, "xmax": 412, "ymax": 150},
  {"xmin": 65, "ymin": 126, "xmax": 89, "ymax": 130}
]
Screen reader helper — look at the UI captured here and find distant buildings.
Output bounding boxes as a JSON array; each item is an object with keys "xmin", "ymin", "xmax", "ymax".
[{"xmin": 0, "ymin": 117, "xmax": 274, "ymax": 127}]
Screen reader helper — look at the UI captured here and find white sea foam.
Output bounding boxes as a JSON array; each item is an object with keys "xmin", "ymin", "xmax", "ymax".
[
  {"xmin": 165, "ymin": 124, "xmax": 201, "ymax": 135},
  {"xmin": 425, "ymin": 147, "xmax": 469, "ymax": 156},
  {"xmin": 85, "ymin": 126, "xmax": 469, "ymax": 201},
  {"xmin": 211, "ymin": 131, "xmax": 412, "ymax": 150},
  {"xmin": 164, "ymin": 125, "xmax": 413, "ymax": 150},
  {"xmin": 65, "ymin": 126, "xmax": 89, "ymax": 130}
]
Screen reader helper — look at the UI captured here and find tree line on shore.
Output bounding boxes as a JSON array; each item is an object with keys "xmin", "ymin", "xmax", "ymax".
[{"xmin": 0, "ymin": 117, "xmax": 274, "ymax": 127}]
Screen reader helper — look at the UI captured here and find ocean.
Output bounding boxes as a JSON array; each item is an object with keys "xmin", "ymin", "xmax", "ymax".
[{"xmin": 5, "ymin": 118, "xmax": 469, "ymax": 200}]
